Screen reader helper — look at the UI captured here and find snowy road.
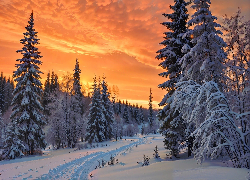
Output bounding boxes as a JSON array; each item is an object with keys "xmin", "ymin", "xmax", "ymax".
[{"xmin": 37, "ymin": 137, "xmax": 146, "ymax": 180}]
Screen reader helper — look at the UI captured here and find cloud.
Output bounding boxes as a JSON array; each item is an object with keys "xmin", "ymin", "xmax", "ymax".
[
  {"xmin": 0, "ymin": 0, "xmax": 170, "ymax": 67},
  {"xmin": 0, "ymin": 0, "xmax": 249, "ymax": 107}
]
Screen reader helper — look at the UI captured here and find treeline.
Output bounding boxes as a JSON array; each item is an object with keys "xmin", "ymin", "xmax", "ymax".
[
  {"xmin": 0, "ymin": 63, "xmax": 158, "ymax": 154},
  {"xmin": 157, "ymin": 0, "xmax": 250, "ymax": 168},
  {"xmin": 41, "ymin": 65, "xmax": 158, "ymax": 149},
  {"xmin": 0, "ymin": 73, "xmax": 14, "ymax": 114}
]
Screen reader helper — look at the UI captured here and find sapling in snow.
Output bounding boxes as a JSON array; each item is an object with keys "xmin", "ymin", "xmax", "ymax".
[
  {"xmin": 153, "ymin": 145, "xmax": 160, "ymax": 158},
  {"xmin": 142, "ymin": 154, "xmax": 150, "ymax": 166}
]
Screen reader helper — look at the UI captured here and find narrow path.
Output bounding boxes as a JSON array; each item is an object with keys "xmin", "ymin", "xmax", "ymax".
[{"xmin": 37, "ymin": 137, "xmax": 146, "ymax": 180}]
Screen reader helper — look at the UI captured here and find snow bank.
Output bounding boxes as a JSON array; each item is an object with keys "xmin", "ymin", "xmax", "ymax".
[{"xmin": 0, "ymin": 134, "xmax": 249, "ymax": 180}]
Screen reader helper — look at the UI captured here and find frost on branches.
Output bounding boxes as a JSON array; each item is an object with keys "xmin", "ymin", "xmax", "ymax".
[
  {"xmin": 180, "ymin": 0, "xmax": 227, "ymax": 87},
  {"xmin": 222, "ymin": 9, "xmax": 250, "ymax": 148},
  {"xmin": 10, "ymin": 11, "xmax": 46, "ymax": 156},
  {"xmin": 85, "ymin": 76, "xmax": 105, "ymax": 144},
  {"xmin": 3, "ymin": 122, "xmax": 25, "ymax": 159},
  {"xmin": 172, "ymin": 80, "xmax": 250, "ymax": 168},
  {"xmin": 0, "ymin": 110, "xmax": 4, "ymax": 148},
  {"xmin": 70, "ymin": 59, "xmax": 84, "ymax": 148},
  {"xmin": 101, "ymin": 76, "xmax": 114, "ymax": 140}
]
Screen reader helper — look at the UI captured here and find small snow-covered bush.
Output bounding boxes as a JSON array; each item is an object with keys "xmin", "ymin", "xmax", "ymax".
[{"xmin": 108, "ymin": 154, "xmax": 118, "ymax": 165}]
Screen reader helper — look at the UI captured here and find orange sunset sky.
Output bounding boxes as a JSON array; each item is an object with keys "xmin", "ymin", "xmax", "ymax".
[{"xmin": 0, "ymin": 0, "xmax": 249, "ymax": 108}]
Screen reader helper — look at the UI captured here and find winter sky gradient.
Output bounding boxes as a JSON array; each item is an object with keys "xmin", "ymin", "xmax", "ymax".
[{"xmin": 0, "ymin": 0, "xmax": 249, "ymax": 108}]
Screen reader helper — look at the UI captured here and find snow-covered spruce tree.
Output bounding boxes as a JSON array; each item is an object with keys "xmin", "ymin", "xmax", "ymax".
[
  {"xmin": 11, "ymin": 11, "xmax": 46, "ymax": 155},
  {"xmin": 71, "ymin": 59, "xmax": 85, "ymax": 145},
  {"xmin": 172, "ymin": 80, "xmax": 250, "ymax": 168},
  {"xmin": 139, "ymin": 106, "xmax": 145, "ymax": 124},
  {"xmin": 50, "ymin": 71, "xmax": 59, "ymax": 92},
  {"xmin": 101, "ymin": 76, "xmax": 114, "ymax": 140},
  {"xmin": 134, "ymin": 104, "xmax": 140, "ymax": 124},
  {"xmin": 180, "ymin": 0, "xmax": 227, "ymax": 87},
  {"xmin": 156, "ymin": 0, "xmax": 190, "ymax": 157},
  {"xmin": 70, "ymin": 59, "xmax": 84, "ymax": 148},
  {"xmin": 4, "ymin": 77, "xmax": 14, "ymax": 112},
  {"xmin": 0, "ymin": 110, "xmax": 3, "ymax": 148},
  {"xmin": 117, "ymin": 100, "xmax": 122, "ymax": 115},
  {"xmin": 2, "ymin": 122, "xmax": 25, "ymax": 159},
  {"xmin": 148, "ymin": 88, "xmax": 155, "ymax": 133},
  {"xmin": 156, "ymin": 0, "xmax": 190, "ymax": 95},
  {"xmin": 0, "ymin": 72, "xmax": 6, "ymax": 113},
  {"xmin": 173, "ymin": 0, "xmax": 227, "ymax": 158},
  {"xmin": 72, "ymin": 59, "xmax": 82, "ymax": 96},
  {"xmin": 85, "ymin": 76, "xmax": 105, "ymax": 144},
  {"xmin": 42, "ymin": 72, "xmax": 51, "ymax": 122},
  {"xmin": 0, "ymin": 73, "xmax": 14, "ymax": 113},
  {"xmin": 123, "ymin": 100, "xmax": 129, "ymax": 124},
  {"xmin": 129, "ymin": 104, "xmax": 134, "ymax": 123}
]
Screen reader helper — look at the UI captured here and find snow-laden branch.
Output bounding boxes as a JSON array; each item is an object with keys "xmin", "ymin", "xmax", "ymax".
[{"xmin": 172, "ymin": 80, "xmax": 250, "ymax": 168}]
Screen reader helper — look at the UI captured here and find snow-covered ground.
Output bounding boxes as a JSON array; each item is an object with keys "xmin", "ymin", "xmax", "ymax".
[{"xmin": 0, "ymin": 134, "xmax": 249, "ymax": 180}]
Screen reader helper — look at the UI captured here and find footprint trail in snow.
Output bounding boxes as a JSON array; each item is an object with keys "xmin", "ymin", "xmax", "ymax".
[{"xmin": 36, "ymin": 137, "xmax": 146, "ymax": 180}]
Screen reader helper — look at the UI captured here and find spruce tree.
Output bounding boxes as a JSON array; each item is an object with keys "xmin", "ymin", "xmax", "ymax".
[
  {"xmin": 3, "ymin": 122, "xmax": 25, "ymax": 159},
  {"xmin": 170, "ymin": 1, "xmax": 250, "ymax": 166},
  {"xmin": 156, "ymin": 0, "xmax": 190, "ymax": 156},
  {"xmin": 85, "ymin": 76, "xmax": 105, "ymax": 143},
  {"xmin": 0, "ymin": 110, "xmax": 3, "ymax": 148},
  {"xmin": 139, "ymin": 106, "xmax": 145, "ymax": 124},
  {"xmin": 123, "ymin": 100, "xmax": 129, "ymax": 123},
  {"xmin": 101, "ymin": 76, "xmax": 114, "ymax": 140},
  {"xmin": 11, "ymin": 11, "xmax": 46, "ymax": 155},
  {"xmin": 4, "ymin": 77, "xmax": 14, "ymax": 112},
  {"xmin": 134, "ymin": 104, "xmax": 140, "ymax": 124},
  {"xmin": 180, "ymin": 0, "xmax": 227, "ymax": 87},
  {"xmin": 50, "ymin": 71, "xmax": 59, "ymax": 92},
  {"xmin": 0, "ymin": 72, "xmax": 5, "ymax": 113},
  {"xmin": 129, "ymin": 104, "xmax": 135, "ymax": 122},
  {"xmin": 72, "ymin": 59, "xmax": 82, "ymax": 96},
  {"xmin": 148, "ymin": 88, "xmax": 154, "ymax": 132},
  {"xmin": 117, "ymin": 100, "xmax": 122, "ymax": 115},
  {"xmin": 42, "ymin": 72, "xmax": 51, "ymax": 122},
  {"xmin": 156, "ymin": 0, "xmax": 190, "ymax": 94},
  {"xmin": 179, "ymin": 0, "xmax": 228, "ymax": 158},
  {"xmin": 71, "ymin": 59, "xmax": 84, "ymax": 147}
]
